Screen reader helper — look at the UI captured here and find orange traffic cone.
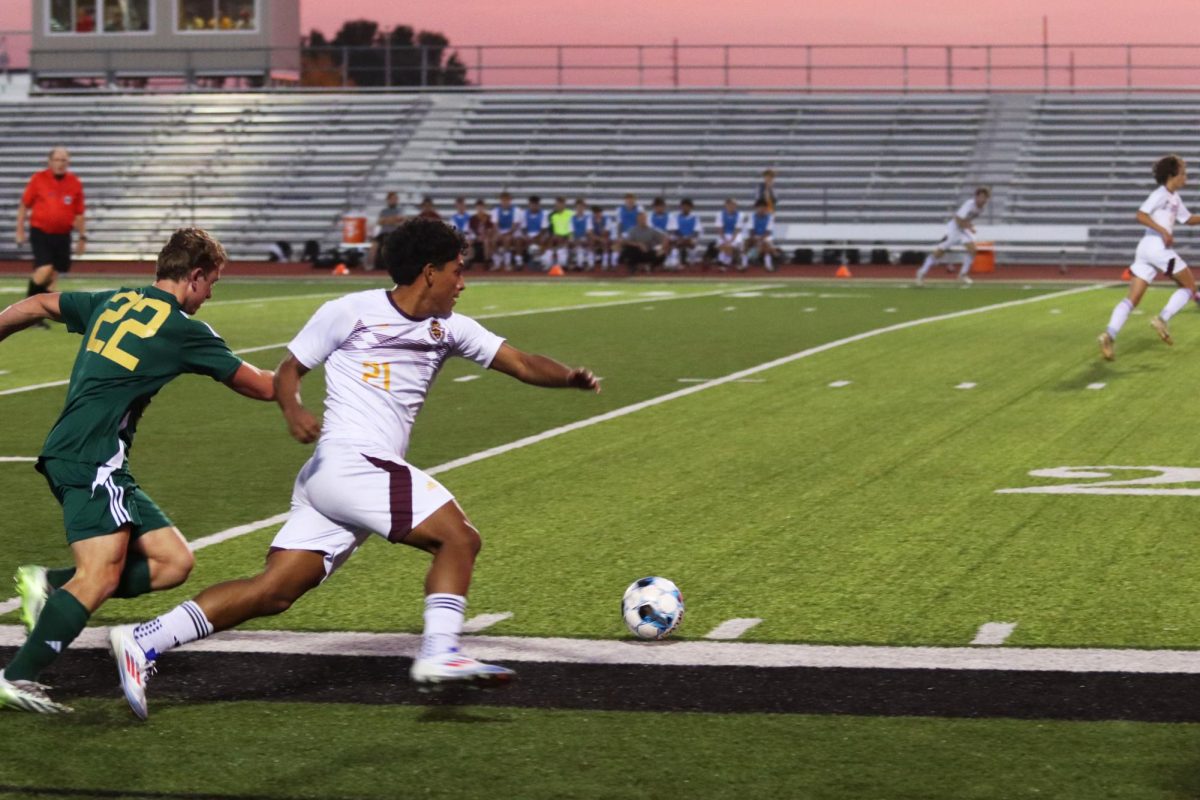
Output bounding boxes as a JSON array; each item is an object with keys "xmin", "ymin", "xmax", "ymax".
[
  {"xmin": 1121, "ymin": 268, "xmax": 1132, "ymax": 281},
  {"xmin": 332, "ymin": 263, "xmax": 349, "ymax": 276},
  {"xmin": 547, "ymin": 264, "xmax": 565, "ymax": 276},
  {"xmin": 835, "ymin": 265, "xmax": 853, "ymax": 278}
]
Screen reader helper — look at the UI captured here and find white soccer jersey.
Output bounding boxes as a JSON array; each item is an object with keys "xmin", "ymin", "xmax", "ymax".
[
  {"xmin": 953, "ymin": 198, "xmax": 983, "ymax": 227},
  {"xmin": 287, "ymin": 289, "xmax": 505, "ymax": 459},
  {"xmin": 1139, "ymin": 186, "xmax": 1191, "ymax": 241}
]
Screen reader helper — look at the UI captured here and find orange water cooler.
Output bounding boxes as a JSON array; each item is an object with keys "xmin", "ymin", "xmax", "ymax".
[
  {"xmin": 973, "ymin": 241, "xmax": 995, "ymax": 273},
  {"xmin": 341, "ymin": 214, "xmax": 368, "ymax": 246}
]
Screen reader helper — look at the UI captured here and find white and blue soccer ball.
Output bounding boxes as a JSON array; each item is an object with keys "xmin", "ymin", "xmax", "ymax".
[{"xmin": 622, "ymin": 576, "xmax": 685, "ymax": 640}]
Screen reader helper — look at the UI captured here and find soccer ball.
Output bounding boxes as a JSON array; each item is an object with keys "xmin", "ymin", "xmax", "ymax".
[{"xmin": 622, "ymin": 576, "xmax": 685, "ymax": 640}]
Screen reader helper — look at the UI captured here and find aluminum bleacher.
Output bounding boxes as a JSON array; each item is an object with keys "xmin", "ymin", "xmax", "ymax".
[
  {"xmin": 0, "ymin": 93, "xmax": 429, "ymax": 260},
  {"xmin": 6, "ymin": 91, "xmax": 1200, "ymax": 266}
]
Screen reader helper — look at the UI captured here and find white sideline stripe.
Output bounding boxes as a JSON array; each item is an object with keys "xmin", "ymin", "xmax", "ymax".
[
  {"xmin": 462, "ymin": 612, "xmax": 513, "ymax": 633},
  {"xmin": 956, "ymin": 382, "xmax": 977, "ymax": 390},
  {"xmin": 1087, "ymin": 382, "xmax": 1107, "ymax": 390},
  {"xmin": 0, "ymin": 286, "xmax": 773, "ymax": 397},
  {"xmin": 453, "ymin": 375, "xmax": 481, "ymax": 383},
  {"xmin": 705, "ymin": 618, "xmax": 763, "ymax": 640},
  {"xmin": 0, "ymin": 284, "xmax": 1101, "ymax": 617},
  {"xmin": 971, "ymin": 622, "xmax": 1017, "ymax": 646},
  {"xmin": 0, "ymin": 457, "xmax": 36, "ymax": 462},
  {"xmin": 6, "ymin": 625, "xmax": 1200, "ymax": 674},
  {"xmin": 828, "ymin": 380, "xmax": 852, "ymax": 388},
  {"xmin": 677, "ymin": 378, "xmax": 765, "ymax": 384}
]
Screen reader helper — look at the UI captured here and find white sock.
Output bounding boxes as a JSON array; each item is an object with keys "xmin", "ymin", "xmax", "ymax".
[
  {"xmin": 1161, "ymin": 287, "xmax": 1192, "ymax": 322},
  {"xmin": 765, "ymin": 253, "xmax": 774, "ymax": 270},
  {"xmin": 916, "ymin": 254, "xmax": 935, "ymax": 279},
  {"xmin": 503, "ymin": 251, "xmax": 512, "ymax": 267},
  {"xmin": 491, "ymin": 252, "xmax": 501, "ymax": 267},
  {"xmin": 133, "ymin": 600, "xmax": 214, "ymax": 660},
  {"xmin": 1106, "ymin": 298, "xmax": 1134, "ymax": 338},
  {"xmin": 959, "ymin": 254, "xmax": 975, "ymax": 276},
  {"xmin": 556, "ymin": 247, "xmax": 568, "ymax": 265},
  {"xmin": 719, "ymin": 252, "xmax": 731, "ymax": 266},
  {"xmin": 419, "ymin": 593, "xmax": 466, "ymax": 659}
]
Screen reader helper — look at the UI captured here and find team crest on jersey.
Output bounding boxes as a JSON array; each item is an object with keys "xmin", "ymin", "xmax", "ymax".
[
  {"xmin": 63, "ymin": 195, "xmax": 73, "ymax": 204},
  {"xmin": 429, "ymin": 320, "xmax": 444, "ymax": 341}
]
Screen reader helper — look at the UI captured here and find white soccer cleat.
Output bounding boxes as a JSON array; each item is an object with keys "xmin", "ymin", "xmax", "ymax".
[
  {"xmin": 14, "ymin": 565, "xmax": 51, "ymax": 634},
  {"xmin": 958, "ymin": 273, "xmax": 974, "ymax": 286},
  {"xmin": 410, "ymin": 649, "xmax": 515, "ymax": 691},
  {"xmin": 1151, "ymin": 316, "xmax": 1173, "ymax": 345},
  {"xmin": 109, "ymin": 624, "xmax": 155, "ymax": 720},
  {"xmin": 0, "ymin": 670, "xmax": 72, "ymax": 714}
]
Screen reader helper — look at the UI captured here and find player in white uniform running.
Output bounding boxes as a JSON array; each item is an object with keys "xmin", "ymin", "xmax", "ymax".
[
  {"xmin": 1099, "ymin": 155, "xmax": 1200, "ymax": 360},
  {"xmin": 915, "ymin": 187, "xmax": 990, "ymax": 286},
  {"xmin": 107, "ymin": 218, "xmax": 600, "ymax": 719}
]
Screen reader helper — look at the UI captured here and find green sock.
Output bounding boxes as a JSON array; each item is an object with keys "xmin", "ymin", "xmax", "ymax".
[
  {"xmin": 112, "ymin": 555, "xmax": 152, "ymax": 599},
  {"xmin": 46, "ymin": 567, "xmax": 75, "ymax": 589},
  {"xmin": 5, "ymin": 589, "xmax": 90, "ymax": 681},
  {"xmin": 45, "ymin": 555, "xmax": 150, "ymax": 598}
]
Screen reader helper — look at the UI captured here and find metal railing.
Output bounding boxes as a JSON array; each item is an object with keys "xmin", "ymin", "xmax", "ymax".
[{"xmin": 16, "ymin": 38, "xmax": 1200, "ymax": 91}]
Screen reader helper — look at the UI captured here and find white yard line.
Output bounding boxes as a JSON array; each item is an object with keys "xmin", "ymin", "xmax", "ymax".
[
  {"xmin": 462, "ymin": 612, "xmax": 513, "ymax": 633},
  {"xmin": 971, "ymin": 622, "xmax": 1018, "ymax": 646},
  {"xmin": 704, "ymin": 618, "xmax": 763, "ymax": 640},
  {"xmin": 0, "ymin": 285, "xmax": 775, "ymax": 397},
  {"xmin": 4, "ymin": 624, "xmax": 1200, "ymax": 674},
  {"xmin": 0, "ymin": 457, "xmax": 36, "ymax": 463},
  {"xmin": 453, "ymin": 375, "xmax": 481, "ymax": 383},
  {"xmin": 956, "ymin": 382, "xmax": 977, "ymax": 390},
  {"xmin": 0, "ymin": 284, "xmax": 1103, "ymax": 617}
]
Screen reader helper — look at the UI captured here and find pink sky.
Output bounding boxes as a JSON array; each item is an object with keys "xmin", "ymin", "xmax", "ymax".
[
  {"xmin": 2, "ymin": 0, "xmax": 1199, "ymax": 45},
  {"xmin": 3, "ymin": 1, "xmax": 1200, "ymax": 87}
]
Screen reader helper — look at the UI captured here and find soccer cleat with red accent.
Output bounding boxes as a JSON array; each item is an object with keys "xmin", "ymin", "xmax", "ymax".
[
  {"xmin": 108, "ymin": 624, "xmax": 155, "ymax": 720},
  {"xmin": 410, "ymin": 649, "xmax": 515, "ymax": 691}
]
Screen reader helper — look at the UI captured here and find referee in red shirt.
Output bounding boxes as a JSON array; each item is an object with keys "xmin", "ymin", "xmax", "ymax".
[{"xmin": 16, "ymin": 147, "xmax": 86, "ymax": 303}]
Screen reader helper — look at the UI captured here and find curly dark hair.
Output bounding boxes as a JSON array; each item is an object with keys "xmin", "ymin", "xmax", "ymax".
[
  {"xmin": 381, "ymin": 217, "xmax": 466, "ymax": 286},
  {"xmin": 1154, "ymin": 154, "xmax": 1185, "ymax": 186}
]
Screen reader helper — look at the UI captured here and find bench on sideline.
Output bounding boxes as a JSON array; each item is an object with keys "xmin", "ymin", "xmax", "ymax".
[{"xmin": 775, "ymin": 223, "xmax": 1090, "ymax": 266}]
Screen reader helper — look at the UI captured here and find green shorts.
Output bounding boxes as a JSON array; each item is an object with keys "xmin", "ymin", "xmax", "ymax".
[{"xmin": 36, "ymin": 457, "xmax": 173, "ymax": 543}]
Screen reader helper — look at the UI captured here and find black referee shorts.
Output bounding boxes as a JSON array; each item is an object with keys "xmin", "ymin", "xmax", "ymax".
[{"xmin": 30, "ymin": 227, "xmax": 72, "ymax": 273}]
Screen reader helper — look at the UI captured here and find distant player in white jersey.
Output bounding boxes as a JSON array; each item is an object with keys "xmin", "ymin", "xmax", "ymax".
[
  {"xmin": 1099, "ymin": 154, "xmax": 1200, "ymax": 360},
  {"xmin": 915, "ymin": 186, "xmax": 990, "ymax": 286},
  {"xmin": 107, "ymin": 218, "xmax": 600, "ymax": 717}
]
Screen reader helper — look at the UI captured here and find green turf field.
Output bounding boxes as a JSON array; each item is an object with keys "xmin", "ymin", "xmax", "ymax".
[{"xmin": 4, "ymin": 274, "xmax": 1200, "ymax": 799}]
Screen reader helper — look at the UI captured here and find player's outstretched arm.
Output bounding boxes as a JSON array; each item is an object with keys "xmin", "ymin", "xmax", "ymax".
[
  {"xmin": 225, "ymin": 362, "xmax": 276, "ymax": 402},
  {"xmin": 489, "ymin": 342, "xmax": 600, "ymax": 393},
  {"xmin": 274, "ymin": 353, "xmax": 322, "ymax": 443},
  {"xmin": 0, "ymin": 293, "xmax": 63, "ymax": 342}
]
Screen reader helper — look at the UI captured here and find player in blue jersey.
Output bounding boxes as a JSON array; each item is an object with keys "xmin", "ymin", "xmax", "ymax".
[
  {"xmin": 616, "ymin": 194, "xmax": 642, "ymax": 238},
  {"xmin": 649, "ymin": 197, "xmax": 672, "ymax": 236},
  {"xmin": 714, "ymin": 198, "xmax": 747, "ymax": 271},
  {"xmin": 569, "ymin": 199, "xmax": 594, "ymax": 270},
  {"xmin": 590, "ymin": 206, "xmax": 616, "ymax": 270},
  {"xmin": 489, "ymin": 191, "xmax": 526, "ymax": 270},
  {"xmin": 449, "ymin": 197, "xmax": 471, "ymax": 234},
  {"xmin": 667, "ymin": 198, "xmax": 704, "ymax": 270},
  {"xmin": 744, "ymin": 198, "xmax": 781, "ymax": 272},
  {"xmin": 523, "ymin": 196, "xmax": 549, "ymax": 271}
]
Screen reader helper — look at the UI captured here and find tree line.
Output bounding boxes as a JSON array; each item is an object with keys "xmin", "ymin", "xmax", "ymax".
[{"xmin": 302, "ymin": 20, "xmax": 468, "ymax": 87}]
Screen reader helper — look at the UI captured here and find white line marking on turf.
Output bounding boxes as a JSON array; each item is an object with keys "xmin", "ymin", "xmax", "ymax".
[
  {"xmin": 884, "ymin": 307, "xmax": 898, "ymax": 313},
  {"xmin": 722, "ymin": 306, "xmax": 737, "ymax": 311},
  {"xmin": 998, "ymin": 465, "xmax": 1200, "ymax": 496},
  {"xmin": 0, "ymin": 283, "xmax": 1101, "ymax": 617},
  {"xmin": 803, "ymin": 307, "xmax": 817, "ymax": 312},
  {"xmin": 462, "ymin": 612, "xmax": 513, "ymax": 633},
  {"xmin": 0, "ymin": 370, "xmax": 9, "ymax": 376},
  {"xmin": 828, "ymin": 380, "xmax": 852, "ymax": 388},
  {"xmin": 0, "ymin": 286, "xmax": 777, "ymax": 397},
  {"xmin": 1087, "ymin": 382, "xmax": 1107, "ymax": 390},
  {"xmin": 705, "ymin": 618, "xmax": 763, "ymax": 639},
  {"xmin": 956, "ymin": 382, "xmax": 977, "ymax": 390},
  {"xmin": 0, "ymin": 457, "xmax": 37, "ymax": 463},
  {"xmin": 677, "ymin": 378, "xmax": 765, "ymax": 384},
  {"xmin": 453, "ymin": 375, "xmax": 481, "ymax": 383},
  {"xmin": 8, "ymin": 624, "xmax": 1200, "ymax": 674},
  {"xmin": 971, "ymin": 622, "xmax": 1017, "ymax": 646},
  {"xmin": 1050, "ymin": 308, "xmax": 1062, "ymax": 314}
]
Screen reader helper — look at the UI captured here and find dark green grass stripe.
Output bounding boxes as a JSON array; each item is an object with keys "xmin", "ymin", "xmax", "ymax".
[{"xmin": 0, "ymin": 786, "xmax": 310, "ymax": 800}]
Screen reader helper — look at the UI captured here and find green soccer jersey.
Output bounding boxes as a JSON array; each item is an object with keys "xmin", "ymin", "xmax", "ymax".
[{"xmin": 41, "ymin": 286, "xmax": 243, "ymax": 465}]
